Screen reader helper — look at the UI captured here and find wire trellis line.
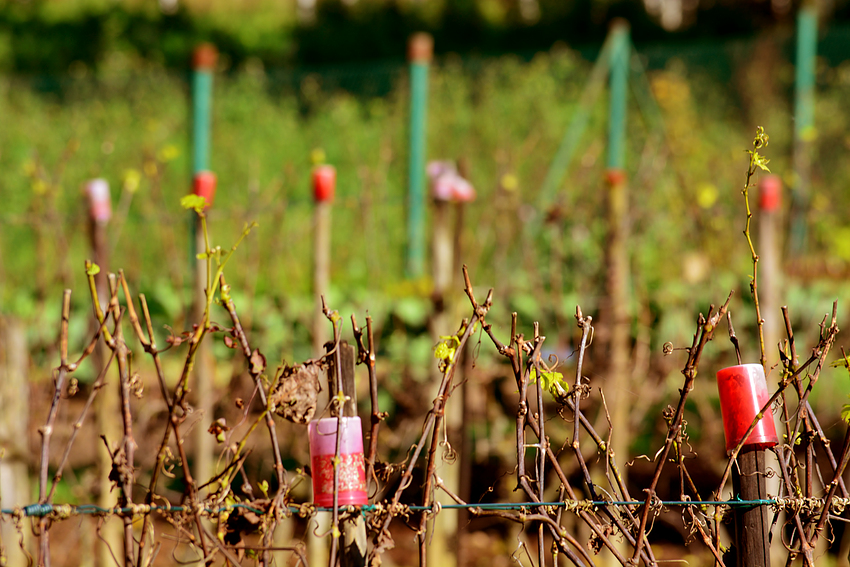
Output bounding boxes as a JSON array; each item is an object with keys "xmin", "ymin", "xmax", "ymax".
[{"xmin": 5, "ymin": 496, "xmax": 850, "ymax": 518}]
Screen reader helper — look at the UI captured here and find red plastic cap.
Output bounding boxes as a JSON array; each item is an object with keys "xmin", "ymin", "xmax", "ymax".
[
  {"xmin": 605, "ymin": 168, "xmax": 627, "ymax": 187},
  {"xmin": 85, "ymin": 178, "xmax": 112, "ymax": 222},
  {"xmin": 758, "ymin": 174, "xmax": 782, "ymax": 212},
  {"xmin": 193, "ymin": 43, "xmax": 218, "ymax": 71},
  {"xmin": 408, "ymin": 33, "xmax": 434, "ymax": 63},
  {"xmin": 716, "ymin": 364, "xmax": 778, "ymax": 454},
  {"xmin": 193, "ymin": 171, "xmax": 217, "ymax": 208},
  {"xmin": 313, "ymin": 165, "xmax": 336, "ymax": 203}
]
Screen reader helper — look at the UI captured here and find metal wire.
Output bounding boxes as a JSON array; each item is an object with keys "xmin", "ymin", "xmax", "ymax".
[{"xmin": 5, "ymin": 497, "xmax": 845, "ymax": 518}]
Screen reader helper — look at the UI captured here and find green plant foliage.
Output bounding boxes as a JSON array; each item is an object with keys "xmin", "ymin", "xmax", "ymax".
[
  {"xmin": 433, "ymin": 334, "xmax": 459, "ymax": 371},
  {"xmin": 180, "ymin": 194, "xmax": 207, "ymax": 214},
  {"xmin": 529, "ymin": 367, "xmax": 568, "ymax": 399}
]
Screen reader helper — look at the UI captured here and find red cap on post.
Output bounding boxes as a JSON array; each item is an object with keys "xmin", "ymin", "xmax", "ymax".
[
  {"xmin": 193, "ymin": 43, "xmax": 218, "ymax": 71},
  {"xmin": 716, "ymin": 364, "xmax": 778, "ymax": 454},
  {"xmin": 193, "ymin": 171, "xmax": 217, "ymax": 208},
  {"xmin": 312, "ymin": 165, "xmax": 336, "ymax": 203},
  {"xmin": 758, "ymin": 174, "xmax": 782, "ymax": 212},
  {"xmin": 605, "ymin": 168, "xmax": 627, "ymax": 187},
  {"xmin": 85, "ymin": 178, "xmax": 112, "ymax": 222},
  {"xmin": 408, "ymin": 33, "xmax": 434, "ymax": 63}
]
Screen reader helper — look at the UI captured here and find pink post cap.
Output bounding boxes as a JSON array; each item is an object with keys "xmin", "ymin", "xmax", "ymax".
[
  {"xmin": 716, "ymin": 364, "xmax": 778, "ymax": 454},
  {"xmin": 85, "ymin": 178, "xmax": 112, "ymax": 222},
  {"xmin": 312, "ymin": 165, "xmax": 336, "ymax": 203},
  {"xmin": 308, "ymin": 417, "xmax": 368, "ymax": 507},
  {"xmin": 193, "ymin": 171, "xmax": 216, "ymax": 209},
  {"xmin": 427, "ymin": 160, "xmax": 476, "ymax": 203},
  {"xmin": 758, "ymin": 174, "xmax": 782, "ymax": 212}
]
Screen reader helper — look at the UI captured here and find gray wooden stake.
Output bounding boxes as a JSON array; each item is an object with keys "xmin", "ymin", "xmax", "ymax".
[
  {"xmin": 0, "ymin": 316, "xmax": 31, "ymax": 567},
  {"xmin": 89, "ymin": 211, "xmax": 123, "ymax": 567},
  {"xmin": 733, "ymin": 448, "xmax": 771, "ymax": 567}
]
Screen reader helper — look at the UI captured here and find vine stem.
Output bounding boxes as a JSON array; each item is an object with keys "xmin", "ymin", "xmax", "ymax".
[
  {"xmin": 742, "ymin": 128, "xmax": 769, "ymax": 368},
  {"xmin": 631, "ymin": 293, "xmax": 733, "ymax": 565}
]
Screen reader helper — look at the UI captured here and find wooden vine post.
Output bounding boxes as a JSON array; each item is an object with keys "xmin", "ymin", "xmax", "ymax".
[
  {"xmin": 85, "ymin": 178, "xmax": 121, "ymax": 567},
  {"xmin": 428, "ymin": 158, "xmax": 476, "ymax": 567},
  {"xmin": 757, "ymin": 173, "xmax": 784, "ymax": 564},
  {"xmin": 313, "ymin": 164, "xmax": 335, "ymax": 356},
  {"xmin": 0, "ymin": 316, "xmax": 30, "ymax": 567},
  {"xmin": 191, "ymin": 42, "xmax": 218, "ymax": 489},
  {"xmin": 758, "ymin": 175, "xmax": 782, "ymax": 368},
  {"xmin": 601, "ymin": 22, "xmax": 632, "ymax": 567},
  {"xmin": 326, "ymin": 341, "xmax": 367, "ymax": 567}
]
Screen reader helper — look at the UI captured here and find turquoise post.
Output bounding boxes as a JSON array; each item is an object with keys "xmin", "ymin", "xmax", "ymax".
[
  {"xmin": 607, "ymin": 21, "xmax": 629, "ymax": 171},
  {"xmin": 537, "ymin": 33, "xmax": 614, "ymax": 210},
  {"xmin": 190, "ymin": 44, "xmax": 217, "ymax": 267},
  {"xmin": 189, "ymin": 42, "xmax": 218, "ymax": 503},
  {"xmin": 603, "ymin": 27, "xmax": 632, "ymax": 564},
  {"xmin": 406, "ymin": 33, "xmax": 433, "ymax": 278},
  {"xmin": 790, "ymin": 3, "xmax": 817, "ymax": 255},
  {"xmin": 192, "ymin": 43, "xmax": 216, "ymax": 175}
]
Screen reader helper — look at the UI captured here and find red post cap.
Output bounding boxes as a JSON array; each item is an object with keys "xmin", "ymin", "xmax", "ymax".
[
  {"xmin": 193, "ymin": 171, "xmax": 217, "ymax": 208},
  {"xmin": 408, "ymin": 33, "xmax": 434, "ymax": 63},
  {"xmin": 716, "ymin": 364, "xmax": 778, "ymax": 454},
  {"xmin": 193, "ymin": 43, "xmax": 218, "ymax": 71},
  {"xmin": 85, "ymin": 178, "xmax": 112, "ymax": 222},
  {"xmin": 758, "ymin": 174, "xmax": 782, "ymax": 212},
  {"xmin": 312, "ymin": 165, "xmax": 336, "ymax": 203},
  {"xmin": 605, "ymin": 168, "xmax": 627, "ymax": 187}
]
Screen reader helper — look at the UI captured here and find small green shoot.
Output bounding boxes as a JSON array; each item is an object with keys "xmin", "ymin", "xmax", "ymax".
[
  {"xmin": 180, "ymin": 194, "xmax": 208, "ymax": 214},
  {"xmin": 433, "ymin": 334, "xmax": 462, "ymax": 373},
  {"xmin": 529, "ymin": 368, "xmax": 568, "ymax": 399}
]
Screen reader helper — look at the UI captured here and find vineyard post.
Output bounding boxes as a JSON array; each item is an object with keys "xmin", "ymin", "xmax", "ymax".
[
  {"xmin": 190, "ymin": 43, "xmax": 218, "ymax": 488},
  {"xmin": 453, "ymin": 157, "xmax": 471, "ymax": 546},
  {"xmin": 85, "ymin": 179, "xmax": 122, "ymax": 567},
  {"xmin": 312, "ymin": 165, "xmax": 336, "ymax": 356},
  {"xmin": 429, "ymin": 168, "xmax": 461, "ymax": 567},
  {"xmin": 0, "ymin": 316, "xmax": 30, "ymax": 567},
  {"xmin": 601, "ymin": 21, "xmax": 632, "ymax": 567},
  {"xmin": 406, "ymin": 32, "xmax": 433, "ymax": 278},
  {"xmin": 733, "ymin": 449, "xmax": 772, "ymax": 567},
  {"xmin": 758, "ymin": 175, "xmax": 782, "ymax": 369},
  {"xmin": 326, "ymin": 341, "xmax": 367, "ymax": 567},
  {"xmin": 758, "ymin": 174, "xmax": 784, "ymax": 564},
  {"xmin": 789, "ymin": 2, "xmax": 817, "ymax": 256}
]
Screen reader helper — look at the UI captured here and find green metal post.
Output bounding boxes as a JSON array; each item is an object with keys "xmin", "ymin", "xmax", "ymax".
[
  {"xmin": 790, "ymin": 3, "xmax": 817, "ymax": 255},
  {"xmin": 607, "ymin": 20, "xmax": 629, "ymax": 171},
  {"xmin": 537, "ymin": 32, "xmax": 614, "ymax": 209},
  {"xmin": 192, "ymin": 43, "xmax": 216, "ymax": 176},
  {"xmin": 604, "ymin": 24, "xmax": 633, "ymax": 567},
  {"xmin": 406, "ymin": 33, "xmax": 433, "ymax": 278},
  {"xmin": 190, "ymin": 44, "xmax": 217, "ymax": 272},
  {"xmin": 189, "ymin": 42, "xmax": 217, "ymax": 497}
]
